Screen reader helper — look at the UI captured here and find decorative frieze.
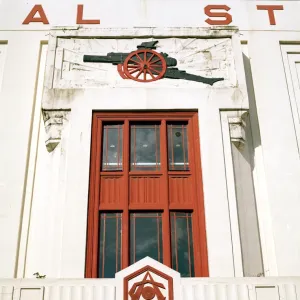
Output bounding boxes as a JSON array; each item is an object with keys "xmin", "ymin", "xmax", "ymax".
[
  {"xmin": 40, "ymin": 28, "xmax": 247, "ymax": 153},
  {"xmin": 49, "ymin": 35, "xmax": 236, "ymax": 89},
  {"xmin": 1, "ymin": 259, "xmax": 300, "ymax": 300}
]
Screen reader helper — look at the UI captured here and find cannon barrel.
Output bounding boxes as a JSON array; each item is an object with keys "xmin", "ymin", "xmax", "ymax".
[
  {"xmin": 83, "ymin": 52, "xmax": 130, "ymax": 65},
  {"xmin": 83, "ymin": 55, "xmax": 117, "ymax": 63},
  {"xmin": 84, "ymin": 51, "xmax": 177, "ymax": 67}
]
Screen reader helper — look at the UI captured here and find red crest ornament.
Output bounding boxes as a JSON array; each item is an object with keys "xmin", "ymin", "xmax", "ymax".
[
  {"xmin": 129, "ymin": 271, "xmax": 165, "ymax": 300},
  {"xmin": 124, "ymin": 265, "xmax": 173, "ymax": 300},
  {"xmin": 83, "ymin": 41, "xmax": 224, "ymax": 85}
]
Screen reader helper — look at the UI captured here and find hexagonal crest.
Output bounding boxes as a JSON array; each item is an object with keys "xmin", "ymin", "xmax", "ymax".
[
  {"xmin": 115, "ymin": 257, "xmax": 180, "ymax": 300},
  {"xmin": 125, "ymin": 265, "xmax": 173, "ymax": 300}
]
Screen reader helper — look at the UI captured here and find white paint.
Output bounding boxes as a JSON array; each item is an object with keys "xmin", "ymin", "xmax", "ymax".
[
  {"xmin": 17, "ymin": 44, "xmax": 48, "ymax": 278},
  {"xmin": 220, "ymin": 111, "xmax": 244, "ymax": 277},
  {"xmin": 0, "ymin": 0, "xmax": 300, "ymax": 281},
  {"xmin": 0, "ymin": 1, "xmax": 299, "ymax": 31},
  {"xmin": 0, "ymin": 43, "xmax": 7, "ymax": 92},
  {"xmin": 281, "ymin": 44, "xmax": 300, "ymax": 156},
  {"xmin": 0, "ymin": 32, "xmax": 48, "ymax": 278},
  {"xmin": 25, "ymin": 27, "xmax": 247, "ymax": 278},
  {"xmin": 52, "ymin": 37, "xmax": 235, "ymax": 89},
  {"xmin": 247, "ymin": 33, "xmax": 300, "ymax": 276},
  {"xmin": 24, "ymin": 117, "xmax": 71, "ymax": 278},
  {"xmin": 4, "ymin": 258, "xmax": 300, "ymax": 300},
  {"xmin": 17, "ymin": 288, "xmax": 44, "ymax": 300},
  {"xmin": 241, "ymin": 41, "xmax": 277, "ymax": 277},
  {"xmin": 1, "ymin": 273, "xmax": 300, "ymax": 300}
]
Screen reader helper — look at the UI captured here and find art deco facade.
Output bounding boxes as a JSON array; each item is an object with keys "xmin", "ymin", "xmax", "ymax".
[{"xmin": 1, "ymin": 1, "xmax": 300, "ymax": 300}]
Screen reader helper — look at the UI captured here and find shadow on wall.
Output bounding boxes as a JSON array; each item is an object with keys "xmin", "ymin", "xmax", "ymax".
[
  {"xmin": 229, "ymin": 51, "xmax": 264, "ymax": 277},
  {"xmin": 242, "ymin": 52, "xmax": 262, "ymax": 165}
]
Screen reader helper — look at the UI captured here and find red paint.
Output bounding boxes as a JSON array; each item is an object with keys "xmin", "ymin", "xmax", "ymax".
[
  {"xmin": 190, "ymin": 113, "xmax": 209, "ymax": 276},
  {"xmin": 123, "ymin": 49, "xmax": 167, "ymax": 83},
  {"xmin": 85, "ymin": 112, "xmax": 209, "ymax": 278},
  {"xmin": 257, "ymin": 5, "xmax": 284, "ymax": 25},
  {"xmin": 21, "ymin": 4, "xmax": 286, "ymax": 26},
  {"xmin": 117, "ymin": 64, "xmax": 129, "ymax": 79},
  {"xmin": 129, "ymin": 272, "xmax": 166, "ymax": 300},
  {"xmin": 161, "ymin": 119, "xmax": 171, "ymax": 268},
  {"xmin": 76, "ymin": 4, "xmax": 100, "ymax": 24},
  {"xmin": 85, "ymin": 117, "xmax": 102, "ymax": 278},
  {"xmin": 124, "ymin": 266, "xmax": 173, "ymax": 300},
  {"xmin": 22, "ymin": 5, "xmax": 49, "ymax": 24},
  {"xmin": 204, "ymin": 5, "xmax": 232, "ymax": 26}
]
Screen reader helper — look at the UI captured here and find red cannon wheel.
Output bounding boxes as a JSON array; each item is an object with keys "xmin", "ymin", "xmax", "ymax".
[{"xmin": 123, "ymin": 49, "xmax": 167, "ymax": 82}]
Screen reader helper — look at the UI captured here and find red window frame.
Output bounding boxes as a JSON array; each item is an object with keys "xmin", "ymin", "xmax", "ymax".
[{"xmin": 85, "ymin": 111, "xmax": 209, "ymax": 277}]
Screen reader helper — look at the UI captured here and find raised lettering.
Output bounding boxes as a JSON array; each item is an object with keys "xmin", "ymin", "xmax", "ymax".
[
  {"xmin": 22, "ymin": 5, "xmax": 49, "ymax": 24},
  {"xmin": 204, "ymin": 5, "xmax": 232, "ymax": 26},
  {"xmin": 257, "ymin": 5, "xmax": 284, "ymax": 25},
  {"xmin": 76, "ymin": 5, "xmax": 100, "ymax": 24}
]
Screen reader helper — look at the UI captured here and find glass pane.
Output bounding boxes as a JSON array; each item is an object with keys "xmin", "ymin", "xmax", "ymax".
[
  {"xmin": 98, "ymin": 213, "xmax": 122, "ymax": 278},
  {"xmin": 171, "ymin": 212, "xmax": 195, "ymax": 277},
  {"xmin": 130, "ymin": 124, "xmax": 160, "ymax": 171},
  {"xmin": 102, "ymin": 124, "xmax": 123, "ymax": 171},
  {"xmin": 130, "ymin": 213, "xmax": 163, "ymax": 263},
  {"xmin": 168, "ymin": 123, "xmax": 189, "ymax": 170}
]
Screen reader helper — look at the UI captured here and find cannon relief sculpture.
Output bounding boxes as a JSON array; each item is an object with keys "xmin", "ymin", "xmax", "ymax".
[{"xmin": 83, "ymin": 41, "xmax": 224, "ymax": 85}]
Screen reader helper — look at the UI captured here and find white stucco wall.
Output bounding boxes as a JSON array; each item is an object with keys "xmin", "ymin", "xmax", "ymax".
[{"xmin": 0, "ymin": 0, "xmax": 300, "ymax": 279}]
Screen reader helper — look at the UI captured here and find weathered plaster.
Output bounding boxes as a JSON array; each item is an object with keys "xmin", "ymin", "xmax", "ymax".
[
  {"xmin": 42, "ymin": 109, "xmax": 70, "ymax": 152},
  {"xmin": 41, "ymin": 27, "xmax": 247, "ymax": 152},
  {"xmin": 228, "ymin": 110, "xmax": 248, "ymax": 149}
]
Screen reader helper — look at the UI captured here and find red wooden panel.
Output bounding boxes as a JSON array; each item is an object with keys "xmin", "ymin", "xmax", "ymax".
[
  {"xmin": 100, "ymin": 176, "xmax": 124, "ymax": 206},
  {"xmin": 168, "ymin": 176, "xmax": 194, "ymax": 205},
  {"xmin": 130, "ymin": 176, "xmax": 162, "ymax": 206},
  {"xmin": 87, "ymin": 111, "xmax": 209, "ymax": 277}
]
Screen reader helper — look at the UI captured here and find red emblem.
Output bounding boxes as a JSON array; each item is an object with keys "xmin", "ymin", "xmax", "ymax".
[
  {"xmin": 124, "ymin": 265, "xmax": 173, "ymax": 300},
  {"xmin": 83, "ymin": 40, "xmax": 224, "ymax": 85},
  {"xmin": 129, "ymin": 271, "xmax": 166, "ymax": 300},
  {"xmin": 121, "ymin": 49, "xmax": 167, "ymax": 82}
]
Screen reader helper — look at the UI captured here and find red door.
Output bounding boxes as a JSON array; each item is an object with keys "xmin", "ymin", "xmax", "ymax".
[{"xmin": 86, "ymin": 112, "xmax": 208, "ymax": 278}]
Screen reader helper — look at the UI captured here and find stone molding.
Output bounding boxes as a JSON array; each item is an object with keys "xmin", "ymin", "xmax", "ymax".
[
  {"xmin": 1, "ymin": 264, "xmax": 300, "ymax": 300},
  {"xmin": 228, "ymin": 110, "xmax": 248, "ymax": 149},
  {"xmin": 42, "ymin": 109, "xmax": 70, "ymax": 152},
  {"xmin": 40, "ymin": 27, "xmax": 247, "ymax": 151}
]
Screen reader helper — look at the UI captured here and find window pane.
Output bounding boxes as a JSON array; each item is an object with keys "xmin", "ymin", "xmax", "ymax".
[
  {"xmin": 102, "ymin": 124, "xmax": 123, "ymax": 171},
  {"xmin": 171, "ymin": 212, "xmax": 195, "ymax": 277},
  {"xmin": 98, "ymin": 213, "xmax": 122, "ymax": 278},
  {"xmin": 130, "ymin": 213, "xmax": 163, "ymax": 263},
  {"xmin": 130, "ymin": 124, "xmax": 160, "ymax": 171},
  {"xmin": 168, "ymin": 123, "xmax": 189, "ymax": 170}
]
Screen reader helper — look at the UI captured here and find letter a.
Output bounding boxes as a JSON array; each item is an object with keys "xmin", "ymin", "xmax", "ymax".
[{"xmin": 22, "ymin": 5, "xmax": 49, "ymax": 24}]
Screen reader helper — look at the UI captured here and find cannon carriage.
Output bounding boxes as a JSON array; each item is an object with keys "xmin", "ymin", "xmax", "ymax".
[{"xmin": 83, "ymin": 41, "xmax": 224, "ymax": 85}]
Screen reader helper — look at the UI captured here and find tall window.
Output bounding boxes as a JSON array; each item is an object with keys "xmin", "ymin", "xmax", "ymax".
[{"xmin": 86, "ymin": 112, "xmax": 208, "ymax": 278}]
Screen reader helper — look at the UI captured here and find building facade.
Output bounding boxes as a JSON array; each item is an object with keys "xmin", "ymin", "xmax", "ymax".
[{"xmin": 1, "ymin": 1, "xmax": 300, "ymax": 300}]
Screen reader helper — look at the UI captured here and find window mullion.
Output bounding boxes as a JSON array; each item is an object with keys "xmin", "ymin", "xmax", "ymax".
[
  {"xmin": 122, "ymin": 119, "xmax": 130, "ymax": 269},
  {"xmin": 161, "ymin": 119, "xmax": 171, "ymax": 267},
  {"xmin": 93, "ymin": 118, "xmax": 102, "ymax": 277},
  {"xmin": 189, "ymin": 116, "xmax": 208, "ymax": 276},
  {"xmin": 86, "ymin": 117, "xmax": 102, "ymax": 278}
]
